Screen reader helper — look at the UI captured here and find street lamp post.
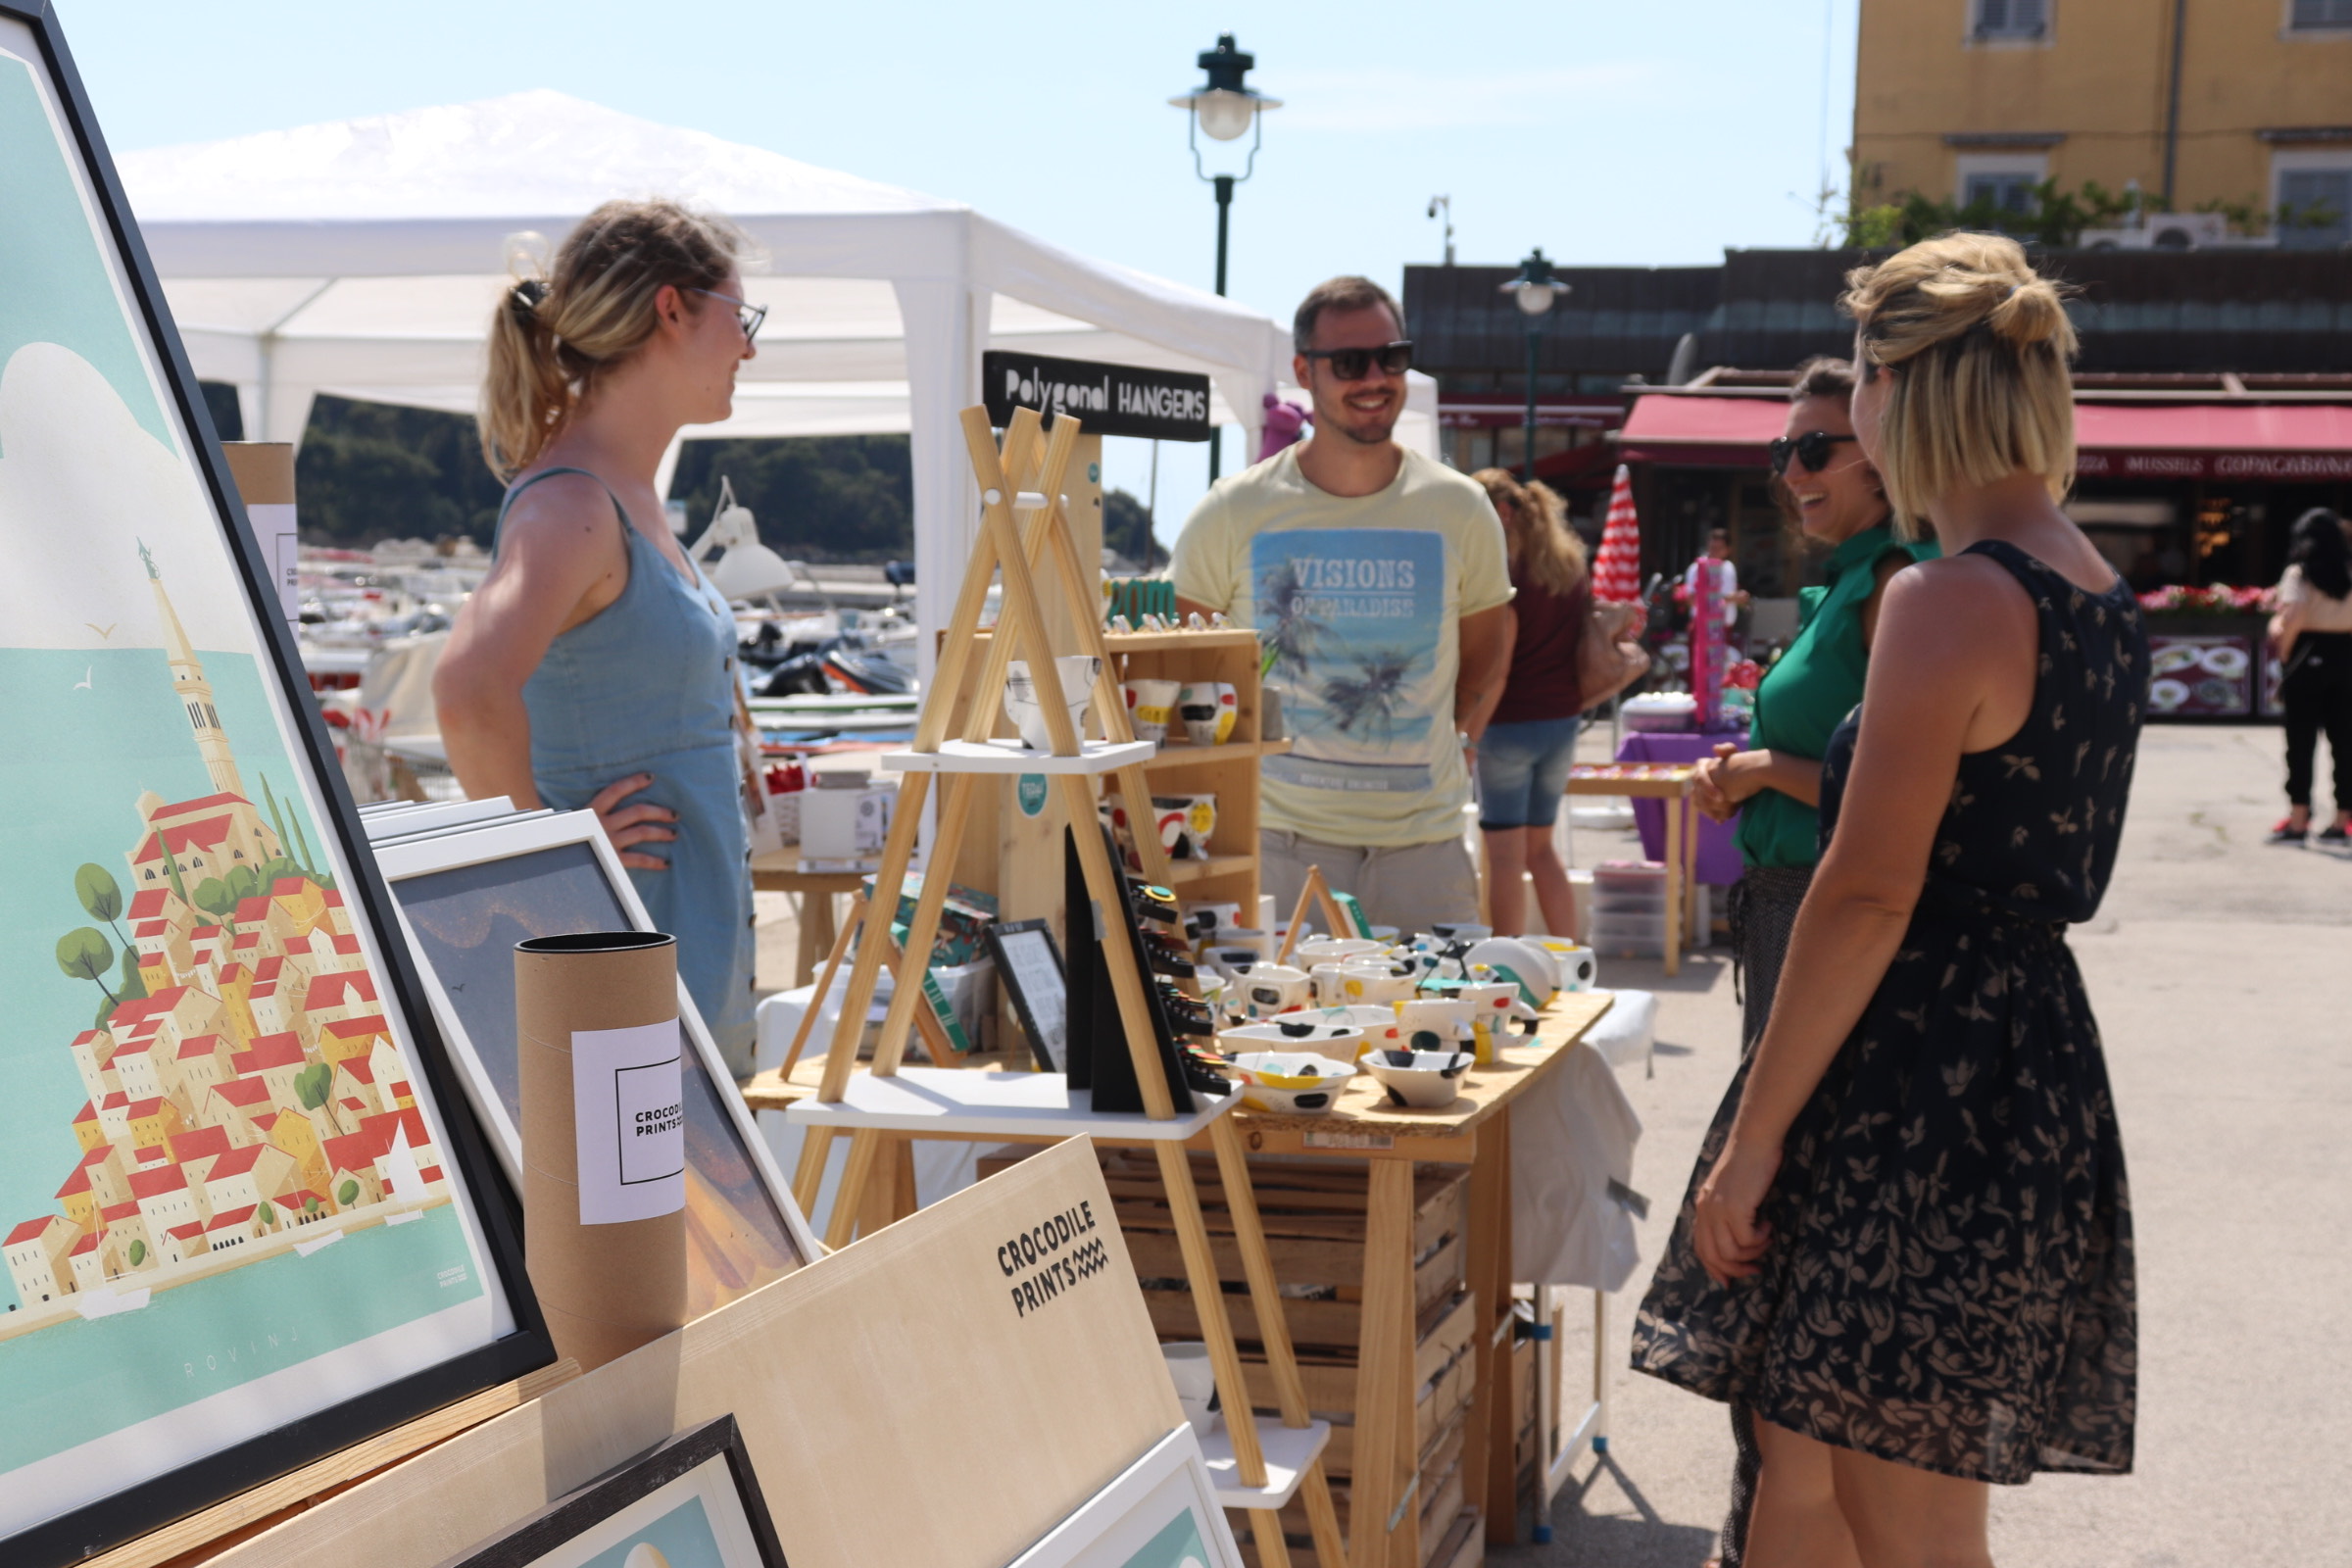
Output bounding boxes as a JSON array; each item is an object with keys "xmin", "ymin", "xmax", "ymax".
[
  {"xmin": 1500, "ymin": 248, "xmax": 1567, "ymax": 483},
  {"xmin": 1172, "ymin": 34, "xmax": 1279, "ymax": 483}
]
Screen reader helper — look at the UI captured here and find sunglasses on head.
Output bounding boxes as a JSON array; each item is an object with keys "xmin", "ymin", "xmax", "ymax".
[
  {"xmin": 1301, "ymin": 340, "xmax": 1413, "ymax": 380},
  {"xmin": 1768, "ymin": 430, "xmax": 1857, "ymax": 476}
]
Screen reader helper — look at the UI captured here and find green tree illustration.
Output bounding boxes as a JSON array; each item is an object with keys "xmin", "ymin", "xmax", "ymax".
[
  {"xmin": 336, "ymin": 1178, "xmax": 360, "ymax": 1208},
  {"xmin": 225, "ymin": 864, "xmax": 265, "ymax": 906},
  {"xmin": 117, "ymin": 944, "xmax": 149, "ymax": 1005},
  {"xmin": 304, "ymin": 1195, "xmax": 321, "ymax": 1219},
  {"xmin": 74, "ymin": 863, "xmax": 131, "ymax": 950},
  {"xmin": 127, "ymin": 1239, "xmax": 146, "ymax": 1266},
  {"xmin": 56, "ymin": 928, "xmax": 120, "ymax": 1008},
  {"xmin": 256, "ymin": 1200, "xmax": 276, "ymax": 1229},
  {"xmin": 162, "ymin": 842, "xmax": 195, "ymax": 917},
  {"xmin": 191, "ymin": 877, "xmax": 240, "ymax": 934},
  {"xmin": 294, "ymin": 1061, "xmax": 340, "ymax": 1134}
]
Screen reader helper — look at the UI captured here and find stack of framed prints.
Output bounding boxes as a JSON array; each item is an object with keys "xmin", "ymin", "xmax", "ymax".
[
  {"xmin": 0, "ymin": 8, "xmax": 552, "ymax": 1563},
  {"xmin": 369, "ymin": 808, "xmax": 820, "ymax": 1312},
  {"xmin": 443, "ymin": 1416, "xmax": 788, "ymax": 1568}
]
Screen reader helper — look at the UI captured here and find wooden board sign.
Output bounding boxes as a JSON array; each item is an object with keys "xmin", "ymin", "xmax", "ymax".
[{"xmin": 204, "ymin": 1138, "xmax": 1185, "ymax": 1568}]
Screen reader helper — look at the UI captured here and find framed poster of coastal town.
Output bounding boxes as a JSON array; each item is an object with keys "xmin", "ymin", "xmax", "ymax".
[{"xmin": 0, "ymin": 8, "xmax": 552, "ymax": 1562}]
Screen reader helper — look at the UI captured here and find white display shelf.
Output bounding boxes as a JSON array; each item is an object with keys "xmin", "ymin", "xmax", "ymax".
[
  {"xmin": 1199, "ymin": 1416, "xmax": 1332, "ymax": 1508},
  {"xmin": 880, "ymin": 738, "xmax": 1154, "ymax": 775},
  {"xmin": 782, "ymin": 1066, "xmax": 1239, "ymax": 1141}
]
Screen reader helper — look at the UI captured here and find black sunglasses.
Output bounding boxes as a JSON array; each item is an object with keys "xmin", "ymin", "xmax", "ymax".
[
  {"xmin": 1768, "ymin": 430, "xmax": 1857, "ymax": 476},
  {"xmin": 691, "ymin": 286, "xmax": 767, "ymax": 341},
  {"xmin": 1300, "ymin": 340, "xmax": 1413, "ymax": 380}
]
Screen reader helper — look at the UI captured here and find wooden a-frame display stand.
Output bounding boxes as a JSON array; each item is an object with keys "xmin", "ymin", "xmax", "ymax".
[{"xmin": 787, "ymin": 407, "xmax": 1347, "ymax": 1567}]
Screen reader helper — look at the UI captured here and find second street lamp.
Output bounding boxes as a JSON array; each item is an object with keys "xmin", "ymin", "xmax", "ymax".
[
  {"xmin": 1500, "ymin": 248, "xmax": 1567, "ymax": 483},
  {"xmin": 1171, "ymin": 33, "xmax": 1279, "ymax": 482}
]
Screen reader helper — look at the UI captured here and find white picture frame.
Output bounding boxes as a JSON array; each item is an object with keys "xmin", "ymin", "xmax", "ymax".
[
  {"xmin": 373, "ymin": 811, "xmax": 820, "ymax": 1276},
  {"xmin": 1004, "ymin": 1426, "xmax": 1244, "ymax": 1568}
]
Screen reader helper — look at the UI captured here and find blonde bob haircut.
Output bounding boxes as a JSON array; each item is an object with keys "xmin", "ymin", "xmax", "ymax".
[
  {"xmin": 480, "ymin": 199, "xmax": 744, "ymax": 479},
  {"xmin": 1470, "ymin": 468, "xmax": 1588, "ymax": 596},
  {"xmin": 1840, "ymin": 231, "xmax": 2077, "ymax": 539}
]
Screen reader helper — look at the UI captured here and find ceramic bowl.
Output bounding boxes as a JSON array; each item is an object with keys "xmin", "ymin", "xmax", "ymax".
[
  {"xmin": 1363, "ymin": 1049, "xmax": 1474, "ymax": 1109},
  {"xmin": 1305, "ymin": 1004, "xmax": 1407, "ymax": 1051},
  {"xmin": 1464, "ymin": 938, "xmax": 1559, "ymax": 1005},
  {"xmin": 1334, "ymin": 962, "xmax": 1420, "ymax": 1004},
  {"xmin": 1226, "ymin": 1051, "xmax": 1358, "ymax": 1115},
  {"xmin": 1219, "ymin": 1020, "xmax": 1367, "ymax": 1053},
  {"xmin": 1234, "ymin": 963, "xmax": 1313, "ymax": 1015},
  {"xmin": 1296, "ymin": 937, "xmax": 1389, "ymax": 964},
  {"xmin": 1004, "ymin": 657, "xmax": 1099, "ymax": 753}
]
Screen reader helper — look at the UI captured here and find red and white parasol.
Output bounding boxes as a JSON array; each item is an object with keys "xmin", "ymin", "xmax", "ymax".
[{"xmin": 1592, "ymin": 464, "xmax": 1642, "ymax": 602}]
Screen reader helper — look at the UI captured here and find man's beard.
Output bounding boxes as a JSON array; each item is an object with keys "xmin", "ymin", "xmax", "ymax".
[{"xmin": 1324, "ymin": 401, "xmax": 1397, "ymax": 447}]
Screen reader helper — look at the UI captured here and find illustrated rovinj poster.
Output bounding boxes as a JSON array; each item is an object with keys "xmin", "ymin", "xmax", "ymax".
[{"xmin": 0, "ymin": 34, "xmax": 508, "ymax": 1541}]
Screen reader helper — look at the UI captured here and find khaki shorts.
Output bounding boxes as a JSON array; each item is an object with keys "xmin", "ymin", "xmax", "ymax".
[{"xmin": 1259, "ymin": 829, "xmax": 1480, "ymax": 937}]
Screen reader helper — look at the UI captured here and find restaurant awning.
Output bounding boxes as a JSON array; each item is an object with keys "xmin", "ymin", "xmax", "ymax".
[{"xmin": 1621, "ymin": 393, "xmax": 2352, "ymax": 479}]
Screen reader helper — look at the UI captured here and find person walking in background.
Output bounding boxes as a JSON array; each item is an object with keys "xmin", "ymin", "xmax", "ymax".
[
  {"xmin": 1685, "ymin": 527, "xmax": 1751, "ymax": 626},
  {"xmin": 1172, "ymin": 276, "xmax": 1513, "ymax": 935},
  {"xmin": 1637, "ymin": 233, "xmax": 2144, "ymax": 1566},
  {"xmin": 2267, "ymin": 507, "xmax": 2352, "ymax": 844},
  {"xmin": 1685, "ymin": 358, "xmax": 1936, "ymax": 1568},
  {"xmin": 1469, "ymin": 469, "xmax": 1590, "ymax": 938},
  {"xmin": 435, "ymin": 200, "xmax": 764, "ymax": 1071}
]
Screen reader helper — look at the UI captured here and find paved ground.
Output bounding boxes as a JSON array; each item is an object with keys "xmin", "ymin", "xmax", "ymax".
[{"xmin": 1498, "ymin": 722, "xmax": 2349, "ymax": 1567}]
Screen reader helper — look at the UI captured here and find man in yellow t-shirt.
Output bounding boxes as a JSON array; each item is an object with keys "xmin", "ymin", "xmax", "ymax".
[{"xmin": 1173, "ymin": 276, "xmax": 1514, "ymax": 934}]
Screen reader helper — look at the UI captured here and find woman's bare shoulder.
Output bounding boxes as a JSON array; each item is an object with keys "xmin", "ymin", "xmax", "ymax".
[{"xmin": 1871, "ymin": 552, "xmax": 2035, "ymax": 664}]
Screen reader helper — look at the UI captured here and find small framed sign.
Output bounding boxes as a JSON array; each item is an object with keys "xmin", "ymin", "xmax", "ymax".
[
  {"xmin": 982, "ymin": 351, "xmax": 1212, "ymax": 443},
  {"xmin": 986, "ymin": 918, "xmax": 1069, "ymax": 1073}
]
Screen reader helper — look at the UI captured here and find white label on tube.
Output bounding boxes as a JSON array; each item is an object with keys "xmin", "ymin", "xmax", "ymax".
[
  {"xmin": 571, "ymin": 1019, "xmax": 686, "ymax": 1224},
  {"xmin": 246, "ymin": 502, "xmax": 299, "ymax": 624}
]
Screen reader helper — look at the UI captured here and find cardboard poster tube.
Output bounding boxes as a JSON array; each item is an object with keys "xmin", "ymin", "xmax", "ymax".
[{"xmin": 516, "ymin": 931, "xmax": 688, "ymax": 1371}]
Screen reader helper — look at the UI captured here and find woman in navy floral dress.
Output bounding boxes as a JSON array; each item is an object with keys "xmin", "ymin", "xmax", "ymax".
[{"xmin": 1633, "ymin": 233, "xmax": 2144, "ymax": 1567}]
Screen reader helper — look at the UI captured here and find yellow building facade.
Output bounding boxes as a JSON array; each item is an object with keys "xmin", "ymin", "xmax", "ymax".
[{"xmin": 1854, "ymin": 0, "xmax": 2352, "ymax": 244}]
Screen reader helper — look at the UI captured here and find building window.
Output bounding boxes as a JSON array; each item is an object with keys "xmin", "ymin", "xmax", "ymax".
[
  {"xmin": 1973, "ymin": 0, "xmax": 2049, "ymax": 39},
  {"xmin": 1955, "ymin": 153, "xmax": 2050, "ymax": 227},
  {"xmin": 2288, "ymin": 0, "xmax": 2352, "ymax": 30},
  {"xmin": 2277, "ymin": 164, "xmax": 2352, "ymax": 248}
]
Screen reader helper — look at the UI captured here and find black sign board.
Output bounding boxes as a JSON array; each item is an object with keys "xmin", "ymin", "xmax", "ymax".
[{"xmin": 982, "ymin": 350, "xmax": 1213, "ymax": 443}]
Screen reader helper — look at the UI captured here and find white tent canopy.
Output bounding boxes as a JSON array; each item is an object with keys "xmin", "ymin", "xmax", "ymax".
[{"xmin": 119, "ymin": 91, "xmax": 1437, "ymax": 656}]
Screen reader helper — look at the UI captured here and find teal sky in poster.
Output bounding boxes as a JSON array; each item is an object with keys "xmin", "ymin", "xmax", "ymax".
[
  {"xmin": 1121, "ymin": 1506, "xmax": 1211, "ymax": 1568},
  {"xmin": 579, "ymin": 1493, "xmax": 725, "ymax": 1568},
  {"xmin": 0, "ymin": 51, "xmax": 173, "ymax": 452}
]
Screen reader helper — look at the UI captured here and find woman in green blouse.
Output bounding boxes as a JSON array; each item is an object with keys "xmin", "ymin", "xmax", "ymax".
[{"xmin": 1688, "ymin": 356, "xmax": 1936, "ymax": 1568}]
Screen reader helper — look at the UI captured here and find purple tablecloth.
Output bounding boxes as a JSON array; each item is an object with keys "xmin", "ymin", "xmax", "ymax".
[{"xmin": 1615, "ymin": 731, "xmax": 1748, "ymax": 887}]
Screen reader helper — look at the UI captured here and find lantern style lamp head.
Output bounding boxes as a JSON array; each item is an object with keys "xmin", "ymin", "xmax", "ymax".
[
  {"xmin": 1172, "ymin": 34, "xmax": 1281, "ymax": 149},
  {"xmin": 1501, "ymin": 248, "xmax": 1567, "ymax": 318}
]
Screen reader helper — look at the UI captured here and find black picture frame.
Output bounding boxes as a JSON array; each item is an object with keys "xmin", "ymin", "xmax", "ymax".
[
  {"xmin": 985, "ymin": 918, "xmax": 1068, "ymax": 1073},
  {"xmin": 0, "ymin": 8, "xmax": 552, "ymax": 1563},
  {"xmin": 438, "ymin": 1415, "xmax": 788, "ymax": 1568}
]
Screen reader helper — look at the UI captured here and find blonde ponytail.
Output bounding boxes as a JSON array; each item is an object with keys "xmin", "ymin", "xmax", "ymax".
[
  {"xmin": 479, "ymin": 200, "xmax": 744, "ymax": 479},
  {"xmin": 1840, "ymin": 231, "xmax": 2078, "ymax": 538}
]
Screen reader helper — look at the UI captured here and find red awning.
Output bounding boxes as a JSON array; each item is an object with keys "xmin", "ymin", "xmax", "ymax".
[
  {"xmin": 1618, "ymin": 395, "xmax": 1784, "ymax": 467},
  {"xmin": 2073, "ymin": 404, "xmax": 2352, "ymax": 480},
  {"xmin": 1621, "ymin": 393, "xmax": 2352, "ymax": 480}
]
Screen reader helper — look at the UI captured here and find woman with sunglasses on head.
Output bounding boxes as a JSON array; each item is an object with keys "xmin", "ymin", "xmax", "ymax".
[
  {"xmin": 1687, "ymin": 358, "xmax": 1936, "ymax": 1568},
  {"xmin": 2266, "ymin": 508, "xmax": 2352, "ymax": 844},
  {"xmin": 434, "ymin": 199, "xmax": 766, "ymax": 1071},
  {"xmin": 1636, "ymin": 233, "xmax": 2144, "ymax": 1567}
]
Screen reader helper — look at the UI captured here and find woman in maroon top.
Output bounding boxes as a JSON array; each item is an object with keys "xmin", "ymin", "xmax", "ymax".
[{"xmin": 1469, "ymin": 470, "xmax": 1590, "ymax": 936}]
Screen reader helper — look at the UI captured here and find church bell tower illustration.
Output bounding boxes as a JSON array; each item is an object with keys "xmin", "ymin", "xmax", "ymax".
[{"xmin": 141, "ymin": 540, "xmax": 247, "ymax": 798}]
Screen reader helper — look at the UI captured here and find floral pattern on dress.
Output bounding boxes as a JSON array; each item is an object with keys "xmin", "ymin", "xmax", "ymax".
[{"xmin": 1630, "ymin": 540, "xmax": 2147, "ymax": 1485}]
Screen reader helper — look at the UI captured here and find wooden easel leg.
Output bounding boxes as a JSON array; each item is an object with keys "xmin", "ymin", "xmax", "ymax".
[
  {"xmin": 1278, "ymin": 868, "xmax": 1323, "ymax": 964},
  {"xmin": 791, "ymin": 1125, "xmax": 836, "ymax": 1217},
  {"xmin": 1152, "ymin": 1143, "xmax": 1267, "ymax": 1486},
  {"xmin": 1248, "ymin": 1509, "xmax": 1295, "ymax": 1568},
  {"xmin": 825, "ymin": 1127, "xmax": 885, "ymax": 1250},
  {"xmin": 1350, "ymin": 1158, "xmax": 1418, "ymax": 1568},
  {"xmin": 1209, "ymin": 1116, "xmax": 1348, "ymax": 1568},
  {"xmin": 780, "ymin": 893, "xmax": 864, "ymax": 1078}
]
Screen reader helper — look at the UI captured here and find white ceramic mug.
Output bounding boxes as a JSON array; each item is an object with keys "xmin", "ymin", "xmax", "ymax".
[
  {"xmin": 1396, "ymin": 998, "xmax": 1473, "ymax": 1052},
  {"xmin": 1161, "ymin": 1343, "xmax": 1218, "ymax": 1437},
  {"xmin": 1177, "ymin": 680, "xmax": 1240, "ymax": 746},
  {"xmin": 1124, "ymin": 678, "xmax": 1182, "ymax": 745},
  {"xmin": 1241, "ymin": 963, "xmax": 1313, "ymax": 1015},
  {"xmin": 1536, "ymin": 941, "xmax": 1598, "ymax": 992},
  {"xmin": 1297, "ymin": 936, "xmax": 1388, "ymax": 964},
  {"xmin": 1338, "ymin": 963, "xmax": 1418, "ymax": 1004}
]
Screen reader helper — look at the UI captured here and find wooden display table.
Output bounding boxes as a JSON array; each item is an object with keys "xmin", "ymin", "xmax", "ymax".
[
  {"xmin": 743, "ymin": 990, "xmax": 1615, "ymax": 1566},
  {"xmin": 750, "ymin": 848, "xmax": 868, "ymax": 988},
  {"xmin": 1563, "ymin": 763, "xmax": 1698, "ymax": 976}
]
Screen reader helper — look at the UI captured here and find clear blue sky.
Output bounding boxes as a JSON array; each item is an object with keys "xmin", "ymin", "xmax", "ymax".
[{"xmin": 54, "ymin": 0, "xmax": 1858, "ymax": 547}]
